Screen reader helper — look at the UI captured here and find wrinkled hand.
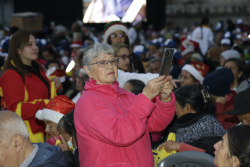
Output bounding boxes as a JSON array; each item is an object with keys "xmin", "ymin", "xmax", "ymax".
[
  {"xmin": 51, "ymin": 77, "xmax": 61, "ymax": 89},
  {"xmin": 55, "ymin": 135, "xmax": 71, "ymax": 152},
  {"xmin": 216, "ymin": 95, "xmax": 228, "ymax": 104},
  {"xmin": 160, "ymin": 76, "xmax": 175, "ymax": 103},
  {"xmin": 158, "ymin": 141, "xmax": 181, "ymax": 153},
  {"xmin": 142, "ymin": 76, "xmax": 167, "ymax": 100}
]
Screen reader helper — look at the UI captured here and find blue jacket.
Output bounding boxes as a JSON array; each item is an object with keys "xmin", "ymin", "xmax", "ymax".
[{"xmin": 28, "ymin": 143, "xmax": 67, "ymax": 167}]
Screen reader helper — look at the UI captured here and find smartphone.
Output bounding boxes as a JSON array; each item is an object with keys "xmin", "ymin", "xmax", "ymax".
[{"xmin": 159, "ymin": 48, "xmax": 174, "ymax": 76}]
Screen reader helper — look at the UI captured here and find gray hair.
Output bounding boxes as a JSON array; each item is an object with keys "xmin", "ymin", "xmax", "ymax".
[
  {"xmin": 82, "ymin": 43, "xmax": 114, "ymax": 70},
  {"xmin": 0, "ymin": 111, "xmax": 29, "ymax": 142}
]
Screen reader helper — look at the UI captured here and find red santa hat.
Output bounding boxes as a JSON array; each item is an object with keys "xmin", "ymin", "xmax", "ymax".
[
  {"xmin": 70, "ymin": 40, "xmax": 83, "ymax": 48},
  {"xmin": 181, "ymin": 38, "xmax": 199, "ymax": 56},
  {"xmin": 46, "ymin": 67, "xmax": 67, "ymax": 83},
  {"xmin": 35, "ymin": 95, "xmax": 75, "ymax": 124},
  {"xmin": 182, "ymin": 62, "xmax": 209, "ymax": 84}
]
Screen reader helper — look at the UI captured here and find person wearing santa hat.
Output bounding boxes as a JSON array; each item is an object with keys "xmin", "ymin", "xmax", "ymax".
[
  {"xmin": 181, "ymin": 62, "xmax": 209, "ymax": 87},
  {"xmin": 45, "ymin": 62, "xmax": 72, "ymax": 95},
  {"xmin": 35, "ymin": 95, "xmax": 75, "ymax": 140},
  {"xmin": 70, "ymin": 40, "xmax": 83, "ymax": 61},
  {"xmin": 179, "ymin": 38, "xmax": 200, "ymax": 66},
  {"xmin": 103, "ymin": 21, "xmax": 145, "ymax": 73}
]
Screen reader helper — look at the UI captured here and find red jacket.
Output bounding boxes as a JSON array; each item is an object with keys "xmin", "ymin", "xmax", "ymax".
[
  {"xmin": 0, "ymin": 63, "xmax": 52, "ymax": 137},
  {"xmin": 215, "ymin": 90, "xmax": 240, "ymax": 130},
  {"xmin": 74, "ymin": 79, "xmax": 176, "ymax": 167}
]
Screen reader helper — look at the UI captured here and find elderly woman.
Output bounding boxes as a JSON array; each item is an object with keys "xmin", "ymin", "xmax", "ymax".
[{"xmin": 74, "ymin": 43, "xmax": 176, "ymax": 167}]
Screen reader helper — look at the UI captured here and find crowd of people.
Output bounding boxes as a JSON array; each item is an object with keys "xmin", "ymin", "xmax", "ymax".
[{"xmin": 0, "ymin": 16, "xmax": 250, "ymax": 167}]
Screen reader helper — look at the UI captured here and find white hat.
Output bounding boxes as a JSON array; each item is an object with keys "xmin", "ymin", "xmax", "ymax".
[
  {"xmin": 221, "ymin": 38, "xmax": 231, "ymax": 45},
  {"xmin": 55, "ymin": 25, "xmax": 66, "ymax": 35},
  {"xmin": 35, "ymin": 95, "xmax": 75, "ymax": 124},
  {"xmin": 182, "ymin": 64, "xmax": 204, "ymax": 84},
  {"xmin": 220, "ymin": 50, "xmax": 241, "ymax": 60},
  {"xmin": 237, "ymin": 18, "xmax": 243, "ymax": 24}
]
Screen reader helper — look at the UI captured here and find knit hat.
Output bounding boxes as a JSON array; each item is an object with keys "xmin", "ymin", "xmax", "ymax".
[
  {"xmin": 35, "ymin": 95, "xmax": 75, "ymax": 124},
  {"xmin": 70, "ymin": 40, "xmax": 83, "ymax": 48},
  {"xmin": 225, "ymin": 88, "xmax": 250, "ymax": 115},
  {"xmin": 103, "ymin": 21, "xmax": 128, "ymax": 43},
  {"xmin": 203, "ymin": 68, "xmax": 234, "ymax": 96},
  {"xmin": 182, "ymin": 62, "xmax": 209, "ymax": 84},
  {"xmin": 220, "ymin": 50, "xmax": 240, "ymax": 60},
  {"xmin": 181, "ymin": 38, "xmax": 199, "ymax": 56}
]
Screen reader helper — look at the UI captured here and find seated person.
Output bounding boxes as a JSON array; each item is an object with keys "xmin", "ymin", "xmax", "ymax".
[
  {"xmin": 203, "ymin": 68, "xmax": 240, "ymax": 130},
  {"xmin": 158, "ymin": 85, "xmax": 226, "ymax": 156},
  {"xmin": 57, "ymin": 111, "xmax": 79, "ymax": 167},
  {"xmin": 111, "ymin": 43, "xmax": 132, "ymax": 72},
  {"xmin": 180, "ymin": 62, "xmax": 209, "ymax": 87},
  {"xmin": 35, "ymin": 95, "xmax": 75, "ymax": 142},
  {"xmin": 0, "ymin": 111, "xmax": 67, "ymax": 167},
  {"xmin": 71, "ymin": 68, "xmax": 88, "ymax": 103},
  {"xmin": 123, "ymin": 79, "xmax": 145, "ymax": 95},
  {"xmin": 225, "ymin": 88, "xmax": 250, "ymax": 125},
  {"xmin": 223, "ymin": 58, "xmax": 249, "ymax": 93},
  {"xmin": 214, "ymin": 125, "xmax": 250, "ymax": 167},
  {"xmin": 220, "ymin": 50, "xmax": 240, "ymax": 67},
  {"xmin": 45, "ymin": 59, "xmax": 72, "ymax": 95}
]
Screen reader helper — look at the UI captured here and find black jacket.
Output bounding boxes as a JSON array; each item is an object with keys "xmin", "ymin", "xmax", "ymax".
[{"xmin": 62, "ymin": 148, "xmax": 79, "ymax": 167}]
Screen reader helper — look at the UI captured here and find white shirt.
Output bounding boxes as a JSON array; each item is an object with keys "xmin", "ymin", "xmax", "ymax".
[
  {"xmin": 72, "ymin": 92, "xmax": 81, "ymax": 104},
  {"xmin": 116, "ymin": 69, "xmax": 159, "ymax": 88},
  {"xmin": 191, "ymin": 26, "xmax": 214, "ymax": 56},
  {"xmin": 128, "ymin": 27, "xmax": 145, "ymax": 45}
]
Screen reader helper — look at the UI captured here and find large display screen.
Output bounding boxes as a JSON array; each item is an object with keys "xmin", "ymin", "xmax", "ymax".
[{"xmin": 83, "ymin": 0, "xmax": 146, "ymax": 23}]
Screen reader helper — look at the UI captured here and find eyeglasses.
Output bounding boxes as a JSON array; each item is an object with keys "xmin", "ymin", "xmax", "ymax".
[
  {"xmin": 116, "ymin": 54, "xmax": 130, "ymax": 60},
  {"xmin": 90, "ymin": 58, "xmax": 119, "ymax": 68},
  {"xmin": 110, "ymin": 34, "xmax": 125, "ymax": 38}
]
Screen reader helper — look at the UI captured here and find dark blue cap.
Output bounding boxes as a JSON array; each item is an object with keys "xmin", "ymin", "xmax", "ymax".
[{"xmin": 203, "ymin": 68, "xmax": 234, "ymax": 96}]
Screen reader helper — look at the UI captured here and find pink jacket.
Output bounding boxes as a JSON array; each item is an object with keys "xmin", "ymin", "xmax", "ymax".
[{"xmin": 74, "ymin": 79, "xmax": 176, "ymax": 167}]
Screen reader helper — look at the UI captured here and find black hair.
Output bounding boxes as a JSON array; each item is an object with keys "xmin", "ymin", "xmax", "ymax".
[
  {"xmin": 126, "ymin": 79, "xmax": 145, "ymax": 95},
  {"xmin": 45, "ymin": 59, "xmax": 61, "ymax": 69},
  {"xmin": 174, "ymin": 84, "xmax": 216, "ymax": 115},
  {"xmin": 223, "ymin": 58, "xmax": 246, "ymax": 86},
  {"xmin": 233, "ymin": 46, "xmax": 244, "ymax": 55},
  {"xmin": 227, "ymin": 125, "xmax": 250, "ymax": 167},
  {"xmin": 40, "ymin": 45, "xmax": 59, "ymax": 59},
  {"xmin": 10, "ymin": 26, "xmax": 19, "ymax": 35},
  {"xmin": 243, "ymin": 63, "xmax": 250, "ymax": 79},
  {"xmin": 200, "ymin": 17, "xmax": 210, "ymax": 40},
  {"xmin": 57, "ymin": 110, "xmax": 77, "ymax": 146}
]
